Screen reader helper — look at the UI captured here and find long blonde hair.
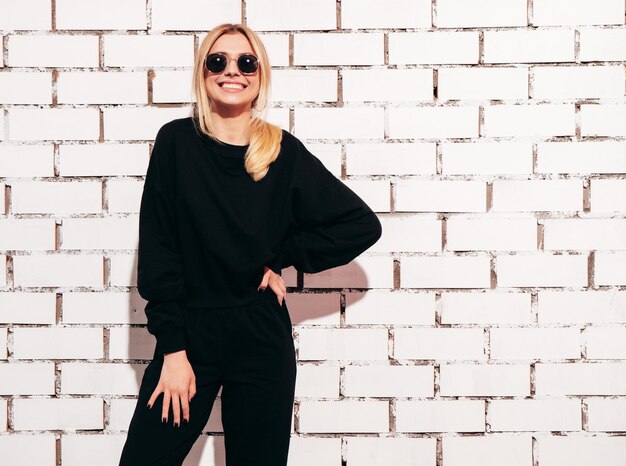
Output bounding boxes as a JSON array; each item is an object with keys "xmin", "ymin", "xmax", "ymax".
[{"xmin": 191, "ymin": 23, "xmax": 283, "ymax": 182}]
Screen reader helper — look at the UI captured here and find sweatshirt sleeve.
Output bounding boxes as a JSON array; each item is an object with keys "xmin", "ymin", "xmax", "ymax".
[
  {"xmin": 267, "ymin": 139, "xmax": 382, "ymax": 275},
  {"xmin": 137, "ymin": 122, "xmax": 188, "ymax": 356}
]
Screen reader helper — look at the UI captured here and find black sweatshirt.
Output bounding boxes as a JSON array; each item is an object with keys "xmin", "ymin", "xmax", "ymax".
[{"xmin": 137, "ymin": 116, "xmax": 383, "ymax": 356}]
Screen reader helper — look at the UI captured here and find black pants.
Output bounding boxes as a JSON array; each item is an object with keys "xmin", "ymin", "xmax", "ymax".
[{"xmin": 119, "ymin": 288, "xmax": 297, "ymax": 466}]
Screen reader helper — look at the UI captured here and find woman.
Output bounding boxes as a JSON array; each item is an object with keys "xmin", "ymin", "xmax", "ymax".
[{"xmin": 119, "ymin": 23, "xmax": 382, "ymax": 466}]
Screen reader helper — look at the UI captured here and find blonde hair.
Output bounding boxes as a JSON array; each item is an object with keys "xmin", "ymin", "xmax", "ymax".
[{"xmin": 191, "ymin": 23, "xmax": 283, "ymax": 182}]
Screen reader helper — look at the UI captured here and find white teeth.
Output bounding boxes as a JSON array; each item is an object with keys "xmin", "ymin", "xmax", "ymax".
[{"xmin": 222, "ymin": 83, "xmax": 244, "ymax": 90}]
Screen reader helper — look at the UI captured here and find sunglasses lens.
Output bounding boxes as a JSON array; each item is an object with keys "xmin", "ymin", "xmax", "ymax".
[
  {"xmin": 205, "ymin": 54, "xmax": 227, "ymax": 73},
  {"xmin": 238, "ymin": 54, "xmax": 259, "ymax": 74}
]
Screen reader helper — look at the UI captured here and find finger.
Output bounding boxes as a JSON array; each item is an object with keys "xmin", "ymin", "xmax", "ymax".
[
  {"xmin": 181, "ymin": 392, "xmax": 190, "ymax": 423},
  {"xmin": 258, "ymin": 273, "xmax": 269, "ymax": 290},
  {"xmin": 162, "ymin": 391, "xmax": 171, "ymax": 423},
  {"xmin": 172, "ymin": 392, "xmax": 181, "ymax": 427},
  {"xmin": 147, "ymin": 384, "xmax": 162, "ymax": 409},
  {"xmin": 189, "ymin": 378, "xmax": 197, "ymax": 404}
]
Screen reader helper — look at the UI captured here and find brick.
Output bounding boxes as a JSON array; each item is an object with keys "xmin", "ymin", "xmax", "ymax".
[
  {"xmin": 302, "ymin": 256, "xmax": 392, "ymax": 289},
  {"xmin": 400, "ymin": 255, "xmax": 491, "ymax": 289},
  {"xmin": 152, "ymin": 69, "xmax": 194, "ymax": 103},
  {"xmin": 60, "ymin": 362, "xmax": 146, "ymax": 395},
  {"xmin": 440, "ymin": 363, "xmax": 529, "ymax": 396},
  {"xmin": 483, "ymin": 104, "xmax": 575, "ymax": 137},
  {"xmin": 586, "ymin": 398, "xmax": 626, "ymax": 431},
  {"xmin": 13, "ymin": 254, "xmax": 104, "ymax": 287},
  {"xmin": 62, "ymin": 290, "xmax": 146, "ymax": 325},
  {"xmin": 56, "ymin": 0, "xmax": 146, "ymax": 30},
  {"xmin": 298, "ymin": 328, "xmax": 389, "ymax": 361},
  {"xmin": 342, "ymin": 0, "xmax": 430, "ymax": 28},
  {"xmin": 441, "ymin": 291, "xmax": 532, "ymax": 325},
  {"xmin": 60, "ymin": 143, "xmax": 148, "ymax": 177},
  {"xmin": 537, "ymin": 141, "xmax": 626, "ymax": 174},
  {"xmin": 491, "ymin": 327, "xmax": 581, "ymax": 359},
  {"xmin": 13, "ymin": 327, "xmax": 103, "ymax": 359},
  {"xmin": 152, "ymin": 0, "xmax": 241, "ymax": 31},
  {"xmin": 0, "ymin": 71, "xmax": 52, "ymax": 104},
  {"xmin": 280, "ymin": 292, "xmax": 340, "ymax": 326},
  {"xmin": 490, "ymin": 399, "xmax": 582, "ymax": 431},
  {"xmin": 294, "ymin": 107, "xmax": 384, "ymax": 139},
  {"xmin": 389, "ymin": 106, "xmax": 479, "ymax": 139},
  {"xmin": 437, "ymin": 0, "xmax": 527, "ymax": 28},
  {"xmin": 11, "ymin": 180, "xmax": 102, "ymax": 214},
  {"xmin": 497, "ymin": 253, "xmax": 587, "ymax": 288},
  {"xmin": 0, "ymin": 292, "xmax": 56, "ymax": 324},
  {"xmin": 389, "ymin": 31, "xmax": 479, "ymax": 65},
  {"xmin": 395, "ymin": 180, "xmax": 486, "ymax": 212},
  {"xmin": 446, "ymin": 216, "xmax": 537, "ymax": 252},
  {"xmin": 585, "ymin": 327, "xmax": 626, "ymax": 359},
  {"xmin": 13, "ymin": 397, "xmax": 103, "ymax": 430},
  {"xmin": 285, "ymin": 437, "xmax": 341, "ymax": 466},
  {"xmin": 107, "ymin": 179, "xmax": 144, "ymax": 213},
  {"xmin": 102, "ymin": 106, "xmax": 191, "ymax": 140},
  {"xmin": 0, "ymin": 1, "xmax": 50, "ymax": 29},
  {"xmin": 396, "ymin": 399, "xmax": 485, "ymax": 432},
  {"xmin": 544, "ymin": 219, "xmax": 626, "ymax": 250},
  {"xmin": 61, "ymin": 433, "xmax": 129, "ymax": 466},
  {"xmin": 442, "ymin": 142, "xmax": 532, "ymax": 175},
  {"xmin": 346, "ymin": 142, "xmax": 436, "ymax": 176},
  {"xmin": 533, "ymin": 66, "xmax": 624, "ymax": 99},
  {"xmin": 343, "ymin": 68, "xmax": 433, "ymax": 102},
  {"xmin": 439, "ymin": 67, "xmax": 528, "ymax": 100},
  {"xmin": 345, "ymin": 290, "xmax": 435, "ymax": 325},
  {"xmin": 394, "ymin": 327, "xmax": 485, "ymax": 360},
  {"xmin": 8, "ymin": 34, "xmax": 99, "ymax": 67},
  {"xmin": 294, "ymin": 364, "xmax": 340, "ymax": 398},
  {"xmin": 580, "ymin": 104, "xmax": 626, "ymax": 137},
  {"xmin": 538, "ymin": 290, "xmax": 626, "ymax": 324},
  {"xmin": 0, "ymin": 434, "xmax": 56, "ymax": 465},
  {"xmin": 0, "ymin": 219, "xmax": 55, "ymax": 250},
  {"xmin": 372, "ymin": 215, "xmax": 441, "ymax": 253},
  {"xmin": 0, "ymin": 363, "xmax": 55, "ymax": 395},
  {"xmin": 346, "ymin": 437, "xmax": 436, "ymax": 466},
  {"xmin": 8, "ymin": 107, "xmax": 100, "ymax": 141},
  {"xmin": 536, "ymin": 434, "xmax": 626, "ymax": 466},
  {"xmin": 61, "ymin": 216, "xmax": 139, "ymax": 250},
  {"xmin": 484, "ymin": 29, "xmax": 574, "ymax": 63},
  {"xmin": 109, "ymin": 327, "xmax": 154, "ymax": 360},
  {"xmin": 248, "ymin": 0, "xmax": 335, "ymax": 31},
  {"xmin": 109, "ymin": 254, "xmax": 137, "ymax": 287},
  {"xmin": 532, "ymin": 0, "xmax": 625, "ymax": 26},
  {"xmin": 299, "ymin": 400, "xmax": 389, "ymax": 433},
  {"xmin": 595, "ymin": 251, "xmax": 626, "ymax": 286},
  {"xmin": 442, "ymin": 435, "xmax": 532, "ymax": 466},
  {"xmin": 343, "ymin": 364, "xmax": 434, "ymax": 397},
  {"xmin": 270, "ymin": 69, "xmax": 337, "ymax": 103},
  {"xmin": 294, "ymin": 33, "xmax": 384, "ymax": 66},
  {"xmin": 579, "ymin": 28, "xmax": 626, "ymax": 62},
  {"xmin": 492, "ymin": 179, "xmax": 582, "ymax": 212},
  {"xmin": 57, "ymin": 71, "xmax": 148, "ymax": 104},
  {"xmin": 103, "ymin": 34, "xmax": 194, "ymax": 67},
  {"xmin": 535, "ymin": 362, "xmax": 626, "ymax": 395},
  {"xmin": 0, "ymin": 144, "xmax": 54, "ymax": 177},
  {"xmin": 590, "ymin": 180, "xmax": 626, "ymax": 212}
]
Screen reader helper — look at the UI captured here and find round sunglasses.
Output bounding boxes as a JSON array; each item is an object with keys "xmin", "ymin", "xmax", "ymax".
[{"xmin": 204, "ymin": 53, "xmax": 259, "ymax": 75}]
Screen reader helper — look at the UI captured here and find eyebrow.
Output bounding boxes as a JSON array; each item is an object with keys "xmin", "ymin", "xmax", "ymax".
[{"xmin": 211, "ymin": 51, "xmax": 254, "ymax": 56}]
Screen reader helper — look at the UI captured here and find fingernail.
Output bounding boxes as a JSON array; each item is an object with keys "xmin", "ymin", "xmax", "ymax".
[
  {"xmin": 147, "ymin": 403, "xmax": 152, "ymax": 409},
  {"xmin": 183, "ymin": 418, "xmax": 189, "ymax": 424},
  {"xmin": 162, "ymin": 417, "xmax": 167, "ymax": 423},
  {"xmin": 174, "ymin": 422, "xmax": 179, "ymax": 428}
]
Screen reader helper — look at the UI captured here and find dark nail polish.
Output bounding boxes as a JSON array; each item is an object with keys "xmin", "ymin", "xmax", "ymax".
[
  {"xmin": 162, "ymin": 417, "xmax": 167, "ymax": 423},
  {"xmin": 183, "ymin": 418, "xmax": 189, "ymax": 424},
  {"xmin": 174, "ymin": 422, "xmax": 179, "ymax": 428},
  {"xmin": 147, "ymin": 403, "xmax": 152, "ymax": 409}
]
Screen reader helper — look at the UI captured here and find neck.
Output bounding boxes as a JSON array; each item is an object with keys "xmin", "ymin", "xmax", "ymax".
[{"xmin": 210, "ymin": 105, "xmax": 252, "ymax": 145}]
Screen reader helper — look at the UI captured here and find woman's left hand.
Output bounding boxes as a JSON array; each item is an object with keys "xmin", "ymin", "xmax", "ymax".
[{"xmin": 258, "ymin": 265, "xmax": 287, "ymax": 305}]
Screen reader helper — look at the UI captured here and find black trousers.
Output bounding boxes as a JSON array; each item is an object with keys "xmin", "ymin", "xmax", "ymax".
[{"xmin": 119, "ymin": 288, "xmax": 297, "ymax": 466}]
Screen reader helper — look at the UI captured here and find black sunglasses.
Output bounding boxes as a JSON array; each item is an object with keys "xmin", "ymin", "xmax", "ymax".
[{"xmin": 204, "ymin": 53, "xmax": 259, "ymax": 75}]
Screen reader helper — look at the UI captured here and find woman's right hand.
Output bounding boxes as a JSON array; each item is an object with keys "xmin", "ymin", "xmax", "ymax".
[{"xmin": 147, "ymin": 350, "xmax": 197, "ymax": 427}]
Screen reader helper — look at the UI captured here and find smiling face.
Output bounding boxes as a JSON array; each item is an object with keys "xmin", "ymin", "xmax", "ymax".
[{"xmin": 204, "ymin": 32, "xmax": 261, "ymax": 115}]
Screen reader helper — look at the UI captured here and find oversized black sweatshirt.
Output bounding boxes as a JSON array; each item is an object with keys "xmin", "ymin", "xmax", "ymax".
[{"xmin": 137, "ymin": 116, "xmax": 383, "ymax": 356}]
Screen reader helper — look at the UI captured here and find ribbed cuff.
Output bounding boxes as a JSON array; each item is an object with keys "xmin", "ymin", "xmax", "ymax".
[{"xmin": 154, "ymin": 328, "xmax": 187, "ymax": 356}]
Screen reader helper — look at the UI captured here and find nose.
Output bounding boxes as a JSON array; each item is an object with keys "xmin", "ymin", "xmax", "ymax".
[{"xmin": 224, "ymin": 58, "xmax": 240, "ymax": 76}]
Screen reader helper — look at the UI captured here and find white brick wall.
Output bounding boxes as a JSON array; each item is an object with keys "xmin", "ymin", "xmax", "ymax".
[{"xmin": 0, "ymin": 0, "xmax": 624, "ymax": 464}]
